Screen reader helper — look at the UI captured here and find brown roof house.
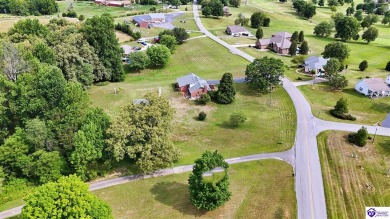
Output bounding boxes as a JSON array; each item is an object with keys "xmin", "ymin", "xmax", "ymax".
[
  {"xmin": 225, "ymin": 25, "xmax": 251, "ymax": 36},
  {"xmin": 176, "ymin": 73, "xmax": 214, "ymax": 99},
  {"xmin": 355, "ymin": 76, "xmax": 390, "ymax": 98},
  {"xmin": 255, "ymin": 32, "xmax": 292, "ymax": 55}
]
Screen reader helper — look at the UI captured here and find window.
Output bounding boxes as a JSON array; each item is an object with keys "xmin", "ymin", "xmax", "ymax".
[{"xmin": 359, "ymin": 87, "xmax": 363, "ymax": 91}]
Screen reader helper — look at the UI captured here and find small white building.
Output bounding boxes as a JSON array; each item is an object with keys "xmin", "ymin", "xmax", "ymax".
[
  {"xmin": 304, "ymin": 56, "xmax": 329, "ymax": 76},
  {"xmin": 355, "ymin": 76, "xmax": 390, "ymax": 98},
  {"xmin": 225, "ymin": 25, "xmax": 251, "ymax": 36}
]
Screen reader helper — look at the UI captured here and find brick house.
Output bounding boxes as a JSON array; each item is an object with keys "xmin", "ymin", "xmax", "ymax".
[
  {"xmin": 133, "ymin": 13, "xmax": 166, "ymax": 28},
  {"xmin": 176, "ymin": 73, "xmax": 214, "ymax": 99},
  {"xmin": 255, "ymin": 32, "xmax": 292, "ymax": 55}
]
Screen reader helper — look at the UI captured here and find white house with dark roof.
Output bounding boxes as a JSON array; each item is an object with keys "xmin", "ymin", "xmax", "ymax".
[
  {"xmin": 255, "ymin": 31, "xmax": 292, "ymax": 55},
  {"xmin": 304, "ymin": 56, "xmax": 329, "ymax": 74},
  {"xmin": 176, "ymin": 73, "xmax": 214, "ymax": 99},
  {"xmin": 355, "ymin": 76, "xmax": 390, "ymax": 98},
  {"xmin": 225, "ymin": 25, "xmax": 251, "ymax": 36}
]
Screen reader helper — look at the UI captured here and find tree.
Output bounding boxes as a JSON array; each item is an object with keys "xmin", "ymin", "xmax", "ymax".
[
  {"xmin": 335, "ymin": 16, "xmax": 360, "ymax": 41},
  {"xmin": 234, "ymin": 13, "xmax": 246, "ymax": 26},
  {"xmin": 8, "ymin": 19, "xmax": 48, "ymax": 38},
  {"xmin": 322, "ymin": 41, "xmax": 350, "ymax": 62},
  {"xmin": 106, "ymin": 93, "xmax": 180, "ymax": 173},
  {"xmin": 197, "ymin": 93, "xmax": 211, "ymax": 105},
  {"xmin": 303, "ymin": 3, "xmax": 316, "ymax": 19},
  {"xmin": 216, "ymin": 73, "xmax": 236, "ymax": 104},
  {"xmin": 30, "ymin": 0, "xmax": 58, "ymax": 15},
  {"xmin": 362, "ymin": 26, "xmax": 378, "ymax": 43},
  {"xmin": 8, "ymin": 0, "xmax": 29, "ymax": 15},
  {"xmin": 333, "ymin": 98, "xmax": 348, "ymax": 114},
  {"xmin": 128, "ymin": 52, "xmax": 149, "ymax": 70},
  {"xmin": 172, "ymin": 27, "xmax": 189, "ymax": 44},
  {"xmin": 22, "ymin": 175, "xmax": 113, "ymax": 218},
  {"xmin": 289, "ymin": 40, "xmax": 298, "ymax": 56},
  {"xmin": 29, "ymin": 150, "xmax": 66, "ymax": 184},
  {"xmin": 168, "ymin": 0, "xmax": 181, "ymax": 7},
  {"xmin": 386, "ymin": 61, "xmax": 390, "ymax": 71},
  {"xmin": 229, "ymin": 0, "xmax": 240, "ymax": 7},
  {"xmin": 318, "ymin": 0, "xmax": 324, "ymax": 6},
  {"xmin": 346, "ymin": 6, "xmax": 354, "ymax": 16},
  {"xmin": 291, "ymin": 31, "xmax": 299, "ymax": 42},
  {"xmin": 198, "ymin": 111, "xmax": 207, "ymax": 121},
  {"xmin": 230, "ymin": 112, "xmax": 247, "ymax": 127},
  {"xmin": 362, "ymin": 14, "xmax": 379, "ymax": 29},
  {"xmin": 205, "ymin": 0, "xmax": 223, "ymax": 17},
  {"xmin": 32, "ymin": 42, "xmax": 55, "ymax": 65},
  {"xmin": 293, "ymin": 0, "xmax": 306, "ymax": 13},
  {"xmin": 146, "ymin": 45, "xmax": 171, "ymax": 67},
  {"xmin": 0, "ymin": 41, "xmax": 30, "ymax": 81},
  {"xmin": 314, "ymin": 21, "xmax": 333, "ymax": 36},
  {"xmin": 82, "ymin": 14, "xmax": 124, "ymax": 82},
  {"xmin": 359, "ymin": 60, "xmax": 368, "ymax": 71},
  {"xmin": 348, "ymin": 126, "xmax": 368, "ymax": 147},
  {"xmin": 300, "ymin": 40, "xmax": 309, "ymax": 55},
  {"xmin": 327, "ymin": 0, "xmax": 338, "ymax": 6},
  {"xmin": 245, "ymin": 57, "xmax": 284, "ymax": 93},
  {"xmin": 188, "ymin": 151, "xmax": 231, "ymax": 211},
  {"xmin": 23, "ymin": 118, "xmax": 49, "ymax": 151},
  {"xmin": 324, "ymin": 58, "xmax": 348, "ymax": 90},
  {"xmin": 354, "ymin": 9, "xmax": 364, "ymax": 21},
  {"xmin": 263, "ymin": 17, "xmax": 271, "ymax": 26},
  {"xmin": 382, "ymin": 11, "xmax": 390, "ymax": 26},
  {"xmin": 250, "ymin": 11, "xmax": 267, "ymax": 28},
  {"xmin": 255, "ymin": 27, "xmax": 263, "ymax": 40},
  {"xmin": 202, "ymin": 5, "xmax": 212, "ymax": 17},
  {"xmin": 158, "ymin": 29, "xmax": 174, "ymax": 39},
  {"xmin": 160, "ymin": 35, "xmax": 177, "ymax": 52},
  {"xmin": 291, "ymin": 55, "xmax": 307, "ymax": 66},
  {"xmin": 298, "ymin": 31, "xmax": 304, "ymax": 42}
]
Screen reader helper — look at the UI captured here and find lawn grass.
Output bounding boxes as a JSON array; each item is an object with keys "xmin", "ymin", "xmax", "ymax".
[
  {"xmin": 94, "ymin": 160, "xmax": 296, "ymax": 219},
  {"xmin": 173, "ymin": 12, "xmax": 199, "ymax": 31},
  {"xmin": 0, "ymin": 199, "xmax": 24, "ymax": 212},
  {"xmin": 318, "ymin": 131, "xmax": 390, "ymax": 219}
]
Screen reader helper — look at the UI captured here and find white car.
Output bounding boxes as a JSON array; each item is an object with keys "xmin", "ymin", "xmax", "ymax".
[{"xmin": 137, "ymin": 38, "xmax": 147, "ymax": 43}]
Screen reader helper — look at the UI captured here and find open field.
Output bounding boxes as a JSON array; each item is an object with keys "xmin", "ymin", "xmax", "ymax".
[
  {"xmin": 299, "ymin": 84, "xmax": 390, "ymax": 125},
  {"xmin": 94, "ymin": 160, "xmax": 296, "ymax": 219},
  {"xmin": 318, "ymin": 131, "xmax": 390, "ymax": 219},
  {"xmin": 173, "ymin": 12, "xmax": 199, "ymax": 31}
]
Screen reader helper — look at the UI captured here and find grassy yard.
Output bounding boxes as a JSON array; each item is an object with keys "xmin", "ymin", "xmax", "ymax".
[
  {"xmin": 94, "ymin": 160, "xmax": 296, "ymax": 219},
  {"xmin": 318, "ymin": 131, "xmax": 390, "ymax": 219},
  {"xmin": 173, "ymin": 12, "xmax": 199, "ymax": 31},
  {"xmin": 299, "ymin": 84, "xmax": 390, "ymax": 125}
]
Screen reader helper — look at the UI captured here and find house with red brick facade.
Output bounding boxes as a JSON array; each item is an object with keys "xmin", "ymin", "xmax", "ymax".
[
  {"xmin": 255, "ymin": 31, "xmax": 292, "ymax": 55},
  {"xmin": 176, "ymin": 73, "xmax": 214, "ymax": 99},
  {"xmin": 133, "ymin": 13, "xmax": 166, "ymax": 28}
]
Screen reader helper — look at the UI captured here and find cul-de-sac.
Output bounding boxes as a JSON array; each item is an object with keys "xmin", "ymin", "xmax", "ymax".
[{"xmin": 0, "ymin": 0, "xmax": 389, "ymax": 218}]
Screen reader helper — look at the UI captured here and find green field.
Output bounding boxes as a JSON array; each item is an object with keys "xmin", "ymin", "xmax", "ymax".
[
  {"xmin": 318, "ymin": 131, "xmax": 390, "ymax": 219},
  {"xmin": 94, "ymin": 160, "xmax": 297, "ymax": 219}
]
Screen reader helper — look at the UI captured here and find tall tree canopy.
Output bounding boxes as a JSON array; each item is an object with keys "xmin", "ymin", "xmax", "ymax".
[
  {"xmin": 82, "ymin": 14, "xmax": 124, "ymax": 82},
  {"xmin": 215, "ymin": 73, "xmax": 236, "ymax": 104},
  {"xmin": 334, "ymin": 16, "xmax": 360, "ymax": 41},
  {"xmin": 322, "ymin": 41, "xmax": 350, "ymax": 62},
  {"xmin": 245, "ymin": 57, "xmax": 284, "ymax": 93}
]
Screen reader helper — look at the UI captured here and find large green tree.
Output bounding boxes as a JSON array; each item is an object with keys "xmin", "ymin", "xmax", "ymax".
[
  {"xmin": 215, "ymin": 73, "xmax": 236, "ymax": 104},
  {"xmin": 82, "ymin": 14, "xmax": 124, "ymax": 82},
  {"xmin": 250, "ymin": 11, "xmax": 268, "ymax": 28},
  {"xmin": 362, "ymin": 26, "xmax": 378, "ymax": 43},
  {"xmin": 146, "ymin": 45, "xmax": 171, "ymax": 67},
  {"xmin": 245, "ymin": 57, "xmax": 284, "ymax": 93},
  {"xmin": 106, "ymin": 93, "xmax": 180, "ymax": 173},
  {"xmin": 334, "ymin": 16, "xmax": 359, "ymax": 41},
  {"xmin": 160, "ymin": 35, "xmax": 177, "ymax": 52},
  {"xmin": 188, "ymin": 151, "xmax": 231, "ymax": 211},
  {"xmin": 172, "ymin": 27, "xmax": 189, "ymax": 44},
  {"xmin": 322, "ymin": 41, "xmax": 350, "ymax": 62},
  {"xmin": 314, "ymin": 21, "xmax": 333, "ymax": 36},
  {"xmin": 128, "ymin": 52, "xmax": 149, "ymax": 71},
  {"xmin": 324, "ymin": 58, "xmax": 348, "ymax": 90},
  {"xmin": 22, "ymin": 175, "xmax": 113, "ymax": 219}
]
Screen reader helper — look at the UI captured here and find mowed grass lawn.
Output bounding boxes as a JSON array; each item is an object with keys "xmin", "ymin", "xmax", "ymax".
[
  {"xmin": 94, "ymin": 160, "xmax": 297, "ymax": 219},
  {"xmin": 89, "ymin": 37, "xmax": 296, "ymax": 165},
  {"xmin": 318, "ymin": 131, "xmax": 390, "ymax": 219}
]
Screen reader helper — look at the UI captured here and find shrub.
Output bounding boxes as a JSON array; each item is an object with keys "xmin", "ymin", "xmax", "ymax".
[
  {"xmin": 197, "ymin": 94, "xmax": 211, "ymax": 105},
  {"xmin": 348, "ymin": 126, "xmax": 368, "ymax": 147},
  {"xmin": 63, "ymin": 10, "xmax": 77, "ymax": 18},
  {"xmin": 330, "ymin": 110, "xmax": 356, "ymax": 120},
  {"xmin": 359, "ymin": 60, "xmax": 368, "ymax": 71},
  {"xmin": 198, "ymin": 111, "xmax": 207, "ymax": 121},
  {"xmin": 386, "ymin": 61, "xmax": 390, "ymax": 71},
  {"xmin": 230, "ymin": 112, "xmax": 247, "ymax": 128},
  {"xmin": 150, "ymin": 7, "xmax": 156, "ymax": 11},
  {"xmin": 78, "ymin": 15, "xmax": 85, "ymax": 21}
]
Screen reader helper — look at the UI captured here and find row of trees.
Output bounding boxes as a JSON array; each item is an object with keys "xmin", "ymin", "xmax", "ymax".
[{"xmin": 0, "ymin": 0, "xmax": 58, "ymax": 16}]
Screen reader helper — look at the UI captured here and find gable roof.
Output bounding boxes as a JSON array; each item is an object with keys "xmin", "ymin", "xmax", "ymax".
[
  {"xmin": 258, "ymin": 38, "xmax": 270, "ymax": 45},
  {"xmin": 360, "ymin": 78, "xmax": 390, "ymax": 92},
  {"xmin": 270, "ymin": 35, "xmax": 291, "ymax": 49},
  {"xmin": 273, "ymin": 32, "xmax": 292, "ymax": 38},
  {"xmin": 133, "ymin": 15, "xmax": 151, "ymax": 23},
  {"xmin": 121, "ymin": 45, "xmax": 132, "ymax": 55},
  {"xmin": 304, "ymin": 56, "xmax": 329, "ymax": 70},
  {"xmin": 176, "ymin": 73, "xmax": 211, "ymax": 92},
  {"xmin": 227, "ymin": 25, "xmax": 249, "ymax": 34},
  {"xmin": 149, "ymin": 13, "xmax": 165, "ymax": 19}
]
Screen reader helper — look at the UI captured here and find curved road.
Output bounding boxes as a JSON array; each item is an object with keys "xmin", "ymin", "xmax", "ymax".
[{"xmin": 2, "ymin": 3, "xmax": 390, "ymax": 219}]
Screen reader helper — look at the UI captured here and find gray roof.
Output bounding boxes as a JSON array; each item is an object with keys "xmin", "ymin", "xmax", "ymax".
[
  {"xmin": 176, "ymin": 73, "xmax": 211, "ymax": 92},
  {"xmin": 361, "ymin": 78, "xmax": 390, "ymax": 92},
  {"xmin": 273, "ymin": 32, "xmax": 292, "ymax": 38},
  {"xmin": 132, "ymin": 99, "xmax": 149, "ymax": 105},
  {"xmin": 270, "ymin": 35, "xmax": 291, "ymax": 49},
  {"xmin": 133, "ymin": 15, "xmax": 151, "ymax": 23},
  {"xmin": 227, "ymin": 25, "xmax": 249, "ymax": 34},
  {"xmin": 304, "ymin": 56, "xmax": 329, "ymax": 70},
  {"xmin": 149, "ymin": 13, "xmax": 165, "ymax": 19},
  {"xmin": 121, "ymin": 45, "xmax": 132, "ymax": 55}
]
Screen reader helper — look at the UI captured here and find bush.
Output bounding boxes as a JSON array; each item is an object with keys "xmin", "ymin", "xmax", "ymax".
[
  {"xmin": 150, "ymin": 7, "xmax": 156, "ymax": 11},
  {"xmin": 230, "ymin": 112, "xmax": 247, "ymax": 128},
  {"xmin": 386, "ymin": 61, "xmax": 390, "ymax": 71},
  {"xmin": 330, "ymin": 110, "xmax": 356, "ymax": 120},
  {"xmin": 348, "ymin": 126, "xmax": 368, "ymax": 147},
  {"xmin": 359, "ymin": 60, "xmax": 368, "ymax": 71},
  {"xmin": 62, "ymin": 10, "xmax": 77, "ymax": 18},
  {"xmin": 198, "ymin": 111, "xmax": 207, "ymax": 121},
  {"xmin": 197, "ymin": 93, "xmax": 211, "ymax": 105},
  {"xmin": 78, "ymin": 15, "xmax": 85, "ymax": 21}
]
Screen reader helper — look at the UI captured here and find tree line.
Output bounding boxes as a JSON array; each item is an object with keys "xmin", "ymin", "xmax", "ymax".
[{"xmin": 0, "ymin": 0, "xmax": 58, "ymax": 16}]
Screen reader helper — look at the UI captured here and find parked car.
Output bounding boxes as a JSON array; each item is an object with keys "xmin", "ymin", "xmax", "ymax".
[
  {"xmin": 137, "ymin": 38, "xmax": 146, "ymax": 43},
  {"xmin": 133, "ymin": 46, "xmax": 141, "ymax": 50},
  {"xmin": 140, "ymin": 42, "xmax": 147, "ymax": 46}
]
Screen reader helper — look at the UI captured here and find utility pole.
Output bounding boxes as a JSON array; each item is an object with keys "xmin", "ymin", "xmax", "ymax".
[{"xmin": 372, "ymin": 127, "xmax": 378, "ymax": 143}]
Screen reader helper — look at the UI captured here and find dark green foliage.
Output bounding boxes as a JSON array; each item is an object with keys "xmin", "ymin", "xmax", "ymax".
[
  {"xmin": 362, "ymin": 26, "xmax": 378, "ymax": 43},
  {"xmin": 188, "ymin": 151, "xmax": 231, "ymax": 211},
  {"xmin": 216, "ymin": 73, "xmax": 236, "ymax": 104},
  {"xmin": 291, "ymin": 31, "xmax": 299, "ymax": 42},
  {"xmin": 172, "ymin": 27, "xmax": 189, "ymax": 44},
  {"xmin": 62, "ymin": 10, "xmax": 77, "ymax": 18},
  {"xmin": 250, "ymin": 11, "xmax": 268, "ymax": 28},
  {"xmin": 245, "ymin": 57, "xmax": 284, "ymax": 93},
  {"xmin": 79, "ymin": 15, "xmax": 85, "ymax": 21},
  {"xmin": 7, "ymin": 0, "xmax": 57, "ymax": 15},
  {"xmin": 256, "ymin": 27, "xmax": 263, "ymax": 39},
  {"xmin": 334, "ymin": 16, "xmax": 360, "ymax": 41},
  {"xmin": 22, "ymin": 175, "xmax": 113, "ymax": 218},
  {"xmin": 230, "ymin": 112, "xmax": 247, "ymax": 127},
  {"xmin": 263, "ymin": 17, "xmax": 270, "ymax": 26},
  {"xmin": 198, "ymin": 111, "xmax": 207, "ymax": 121},
  {"xmin": 115, "ymin": 22, "xmax": 142, "ymax": 40},
  {"xmin": 359, "ymin": 60, "xmax": 368, "ymax": 71},
  {"xmin": 386, "ymin": 61, "xmax": 390, "ymax": 71},
  {"xmin": 8, "ymin": 19, "xmax": 48, "ymax": 39},
  {"xmin": 29, "ymin": 150, "xmax": 67, "ymax": 184},
  {"xmin": 348, "ymin": 127, "xmax": 368, "ymax": 147},
  {"xmin": 333, "ymin": 97, "xmax": 348, "ymax": 114},
  {"xmin": 202, "ymin": 0, "xmax": 223, "ymax": 17},
  {"xmin": 32, "ymin": 41, "xmax": 56, "ymax": 65},
  {"xmin": 354, "ymin": 9, "xmax": 364, "ymax": 21},
  {"xmin": 289, "ymin": 41, "xmax": 298, "ymax": 56},
  {"xmin": 382, "ymin": 11, "xmax": 390, "ymax": 26},
  {"xmin": 346, "ymin": 6, "xmax": 354, "ymax": 16},
  {"xmin": 300, "ymin": 41, "xmax": 309, "ymax": 55},
  {"xmin": 160, "ymin": 35, "xmax": 177, "ymax": 52},
  {"xmin": 82, "ymin": 14, "xmax": 124, "ymax": 82},
  {"xmin": 330, "ymin": 110, "xmax": 356, "ymax": 120},
  {"xmin": 318, "ymin": 0, "xmax": 324, "ymax": 6},
  {"xmin": 362, "ymin": 14, "xmax": 379, "ymax": 29},
  {"xmin": 229, "ymin": 0, "xmax": 240, "ymax": 7},
  {"xmin": 128, "ymin": 52, "xmax": 149, "ymax": 70},
  {"xmin": 323, "ymin": 58, "xmax": 349, "ymax": 90},
  {"xmin": 158, "ymin": 29, "xmax": 174, "ymax": 39},
  {"xmin": 293, "ymin": 0, "xmax": 316, "ymax": 18},
  {"xmin": 146, "ymin": 45, "xmax": 171, "ymax": 67},
  {"xmin": 197, "ymin": 93, "xmax": 211, "ymax": 105},
  {"xmin": 322, "ymin": 41, "xmax": 350, "ymax": 62},
  {"xmin": 298, "ymin": 31, "xmax": 304, "ymax": 42}
]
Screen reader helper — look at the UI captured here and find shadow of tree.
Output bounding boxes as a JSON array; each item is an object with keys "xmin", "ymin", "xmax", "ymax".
[
  {"xmin": 216, "ymin": 120, "xmax": 235, "ymax": 129},
  {"xmin": 370, "ymin": 102, "xmax": 390, "ymax": 114},
  {"xmin": 150, "ymin": 181, "xmax": 207, "ymax": 217}
]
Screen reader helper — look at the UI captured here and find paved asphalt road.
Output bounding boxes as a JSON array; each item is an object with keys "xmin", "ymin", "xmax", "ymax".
[{"xmin": 2, "ymin": 3, "xmax": 390, "ymax": 219}]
